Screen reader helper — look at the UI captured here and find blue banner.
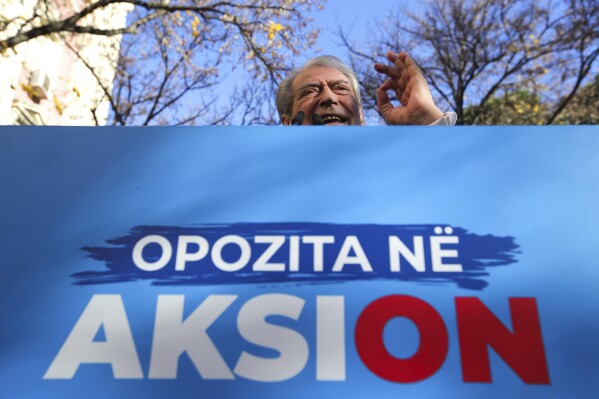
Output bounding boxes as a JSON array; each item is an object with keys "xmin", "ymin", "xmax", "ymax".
[{"xmin": 1, "ymin": 125, "xmax": 598, "ymax": 398}]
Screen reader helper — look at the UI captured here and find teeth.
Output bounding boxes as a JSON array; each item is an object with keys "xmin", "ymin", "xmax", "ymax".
[{"xmin": 322, "ymin": 115, "xmax": 343, "ymax": 123}]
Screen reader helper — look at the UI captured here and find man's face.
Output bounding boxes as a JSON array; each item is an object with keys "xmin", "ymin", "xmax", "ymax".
[{"xmin": 282, "ymin": 66, "xmax": 364, "ymax": 126}]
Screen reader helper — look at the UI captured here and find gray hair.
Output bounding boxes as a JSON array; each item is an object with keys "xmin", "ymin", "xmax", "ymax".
[{"xmin": 276, "ymin": 55, "xmax": 362, "ymax": 120}]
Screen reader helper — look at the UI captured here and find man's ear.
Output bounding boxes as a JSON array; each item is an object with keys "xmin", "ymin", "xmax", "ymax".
[
  {"xmin": 360, "ymin": 108, "xmax": 365, "ymax": 125},
  {"xmin": 281, "ymin": 114, "xmax": 291, "ymax": 125}
]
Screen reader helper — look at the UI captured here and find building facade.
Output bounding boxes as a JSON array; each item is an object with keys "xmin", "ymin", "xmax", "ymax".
[{"xmin": 0, "ymin": 0, "xmax": 132, "ymax": 125}]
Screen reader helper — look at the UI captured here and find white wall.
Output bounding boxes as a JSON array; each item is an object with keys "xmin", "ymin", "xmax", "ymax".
[{"xmin": 0, "ymin": 0, "xmax": 133, "ymax": 125}]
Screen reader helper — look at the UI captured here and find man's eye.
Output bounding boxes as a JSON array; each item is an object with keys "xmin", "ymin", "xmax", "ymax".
[
  {"xmin": 301, "ymin": 88, "xmax": 318, "ymax": 97},
  {"xmin": 334, "ymin": 85, "xmax": 351, "ymax": 93}
]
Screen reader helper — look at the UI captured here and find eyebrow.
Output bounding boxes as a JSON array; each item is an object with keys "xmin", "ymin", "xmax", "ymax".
[{"xmin": 298, "ymin": 79, "xmax": 351, "ymax": 92}]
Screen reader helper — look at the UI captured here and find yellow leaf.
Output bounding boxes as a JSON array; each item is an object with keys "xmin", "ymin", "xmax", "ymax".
[
  {"xmin": 53, "ymin": 95, "xmax": 64, "ymax": 115},
  {"xmin": 21, "ymin": 83, "xmax": 36, "ymax": 99}
]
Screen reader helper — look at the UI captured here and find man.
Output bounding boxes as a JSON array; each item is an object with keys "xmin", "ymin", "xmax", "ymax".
[{"xmin": 276, "ymin": 51, "xmax": 456, "ymax": 126}]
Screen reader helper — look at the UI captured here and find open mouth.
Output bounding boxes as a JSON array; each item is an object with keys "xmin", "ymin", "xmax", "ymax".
[{"xmin": 319, "ymin": 114, "xmax": 348, "ymax": 125}]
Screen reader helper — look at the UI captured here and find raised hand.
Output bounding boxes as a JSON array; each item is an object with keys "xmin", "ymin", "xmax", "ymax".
[{"xmin": 374, "ymin": 51, "xmax": 443, "ymax": 125}]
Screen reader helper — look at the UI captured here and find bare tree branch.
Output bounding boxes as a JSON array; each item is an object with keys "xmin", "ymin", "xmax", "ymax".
[
  {"xmin": 2, "ymin": 0, "xmax": 321, "ymax": 125},
  {"xmin": 337, "ymin": 0, "xmax": 598, "ymax": 125}
]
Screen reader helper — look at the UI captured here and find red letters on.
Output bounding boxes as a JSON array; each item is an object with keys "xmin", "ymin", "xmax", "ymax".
[
  {"xmin": 455, "ymin": 297, "xmax": 550, "ymax": 384},
  {"xmin": 355, "ymin": 295, "xmax": 449, "ymax": 383}
]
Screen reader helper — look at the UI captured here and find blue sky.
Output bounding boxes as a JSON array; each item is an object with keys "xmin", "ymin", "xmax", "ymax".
[{"xmin": 309, "ymin": 0, "xmax": 390, "ymax": 61}]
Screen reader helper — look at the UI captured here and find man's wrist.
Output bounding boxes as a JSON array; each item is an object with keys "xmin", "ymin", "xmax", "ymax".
[{"xmin": 420, "ymin": 107, "xmax": 445, "ymax": 125}]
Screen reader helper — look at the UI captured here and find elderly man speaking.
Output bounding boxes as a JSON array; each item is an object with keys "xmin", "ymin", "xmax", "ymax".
[{"xmin": 276, "ymin": 51, "xmax": 456, "ymax": 126}]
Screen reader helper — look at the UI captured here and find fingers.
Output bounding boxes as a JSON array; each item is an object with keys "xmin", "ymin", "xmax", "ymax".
[
  {"xmin": 374, "ymin": 55, "xmax": 408, "ymax": 82},
  {"xmin": 375, "ymin": 66, "xmax": 408, "ymax": 93},
  {"xmin": 396, "ymin": 51, "xmax": 428, "ymax": 89},
  {"xmin": 377, "ymin": 75, "xmax": 411, "ymax": 107},
  {"xmin": 376, "ymin": 82, "xmax": 393, "ymax": 120},
  {"xmin": 401, "ymin": 52, "xmax": 423, "ymax": 74},
  {"xmin": 373, "ymin": 50, "xmax": 442, "ymax": 125},
  {"xmin": 378, "ymin": 78, "xmax": 398, "ymax": 92},
  {"xmin": 382, "ymin": 51, "xmax": 425, "ymax": 82},
  {"xmin": 379, "ymin": 78, "xmax": 403, "ymax": 101},
  {"xmin": 374, "ymin": 52, "xmax": 413, "ymax": 89},
  {"xmin": 373, "ymin": 51, "xmax": 421, "ymax": 121},
  {"xmin": 376, "ymin": 81, "xmax": 391, "ymax": 108},
  {"xmin": 374, "ymin": 62, "xmax": 401, "ymax": 80},
  {"xmin": 376, "ymin": 78, "xmax": 410, "ymax": 121},
  {"xmin": 394, "ymin": 51, "xmax": 419, "ymax": 75}
]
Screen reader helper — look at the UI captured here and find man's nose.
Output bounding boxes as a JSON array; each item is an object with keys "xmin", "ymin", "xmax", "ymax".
[{"xmin": 318, "ymin": 85, "xmax": 338, "ymax": 107}]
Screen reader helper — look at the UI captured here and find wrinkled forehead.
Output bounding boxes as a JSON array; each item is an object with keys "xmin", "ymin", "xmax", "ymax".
[{"xmin": 292, "ymin": 66, "xmax": 351, "ymax": 94}]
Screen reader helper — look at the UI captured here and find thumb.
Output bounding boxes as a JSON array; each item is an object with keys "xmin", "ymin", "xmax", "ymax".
[{"xmin": 376, "ymin": 87, "xmax": 394, "ymax": 120}]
